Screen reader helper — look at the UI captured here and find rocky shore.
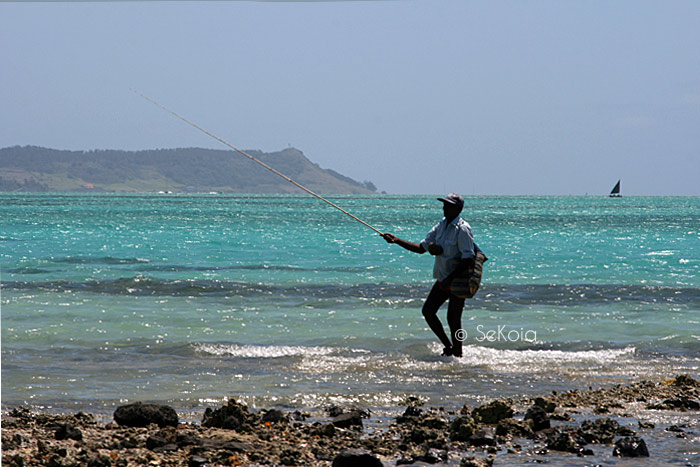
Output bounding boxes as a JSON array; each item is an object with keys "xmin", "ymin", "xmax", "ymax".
[{"xmin": 2, "ymin": 375, "xmax": 699, "ymax": 466}]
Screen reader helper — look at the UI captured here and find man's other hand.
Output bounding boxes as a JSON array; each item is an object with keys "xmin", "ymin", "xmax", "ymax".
[{"xmin": 428, "ymin": 243, "xmax": 443, "ymax": 256}]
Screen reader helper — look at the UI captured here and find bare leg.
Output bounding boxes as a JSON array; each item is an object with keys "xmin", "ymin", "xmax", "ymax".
[
  {"xmin": 447, "ymin": 294, "xmax": 466, "ymax": 357},
  {"xmin": 422, "ymin": 282, "xmax": 452, "ymax": 352}
]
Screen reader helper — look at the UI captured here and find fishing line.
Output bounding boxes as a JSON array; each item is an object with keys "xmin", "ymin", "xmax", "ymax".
[{"xmin": 133, "ymin": 90, "xmax": 384, "ymax": 235}]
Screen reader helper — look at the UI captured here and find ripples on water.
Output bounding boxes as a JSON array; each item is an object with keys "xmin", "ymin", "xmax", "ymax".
[{"xmin": 2, "ymin": 194, "xmax": 699, "ymax": 415}]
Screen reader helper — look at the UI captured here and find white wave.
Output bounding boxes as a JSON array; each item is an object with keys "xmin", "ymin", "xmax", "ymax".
[
  {"xmin": 193, "ymin": 343, "xmax": 337, "ymax": 358},
  {"xmin": 644, "ymin": 250, "xmax": 675, "ymax": 256},
  {"xmin": 430, "ymin": 343, "xmax": 637, "ymax": 372}
]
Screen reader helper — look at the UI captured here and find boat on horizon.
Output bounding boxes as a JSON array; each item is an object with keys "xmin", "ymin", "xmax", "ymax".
[{"xmin": 609, "ymin": 180, "xmax": 622, "ymax": 197}]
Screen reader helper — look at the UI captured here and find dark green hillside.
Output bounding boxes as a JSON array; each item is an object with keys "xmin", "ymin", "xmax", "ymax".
[{"xmin": 0, "ymin": 146, "xmax": 377, "ymax": 194}]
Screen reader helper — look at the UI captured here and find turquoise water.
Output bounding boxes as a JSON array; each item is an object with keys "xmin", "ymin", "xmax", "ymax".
[{"xmin": 1, "ymin": 194, "xmax": 699, "ymax": 415}]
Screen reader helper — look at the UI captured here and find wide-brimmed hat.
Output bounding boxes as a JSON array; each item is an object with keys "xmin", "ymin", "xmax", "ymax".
[{"xmin": 437, "ymin": 192, "xmax": 464, "ymax": 208}]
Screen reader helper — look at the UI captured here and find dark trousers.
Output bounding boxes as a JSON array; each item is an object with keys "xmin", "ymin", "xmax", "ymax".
[{"xmin": 422, "ymin": 281, "xmax": 466, "ymax": 356}]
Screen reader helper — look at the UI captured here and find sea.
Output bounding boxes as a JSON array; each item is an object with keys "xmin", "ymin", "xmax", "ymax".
[{"xmin": 2, "ymin": 193, "xmax": 699, "ymax": 463}]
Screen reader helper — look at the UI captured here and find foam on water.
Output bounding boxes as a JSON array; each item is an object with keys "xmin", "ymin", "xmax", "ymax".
[
  {"xmin": 450, "ymin": 343, "xmax": 636, "ymax": 367},
  {"xmin": 193, "ymin": 343, "xmax": 339, "ymax": 358}
]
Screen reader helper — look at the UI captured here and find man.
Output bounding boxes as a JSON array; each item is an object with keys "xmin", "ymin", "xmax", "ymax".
[{"xmin": 382, "ymin": 193, "xmax": 476, "ymax": 357}]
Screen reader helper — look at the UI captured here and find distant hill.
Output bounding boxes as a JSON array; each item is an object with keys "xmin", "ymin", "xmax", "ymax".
[{"xmin": 0, "ymin": 146, "xmax": 378, "ymax": 194}]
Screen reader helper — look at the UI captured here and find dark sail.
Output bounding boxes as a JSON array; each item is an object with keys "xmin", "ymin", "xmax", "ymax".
[{"xmin": 610, "ymin": 180, "xmax": 621, "ymax": 197}]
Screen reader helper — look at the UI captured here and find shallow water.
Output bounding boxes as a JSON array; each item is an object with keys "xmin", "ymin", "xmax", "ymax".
[{"xmin": 2, "ymin": 194, "xmax": 699, "ymax": 417}]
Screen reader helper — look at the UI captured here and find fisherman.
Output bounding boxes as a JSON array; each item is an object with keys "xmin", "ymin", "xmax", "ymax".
[{"xmin": 382, "ymin": 193, "xmax": 476, "ymax": 357}]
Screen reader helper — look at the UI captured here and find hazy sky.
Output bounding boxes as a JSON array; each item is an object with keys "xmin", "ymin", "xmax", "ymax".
[{"xmin": 2, "ymin": 1, "xmax": 699, "ymax": 195}]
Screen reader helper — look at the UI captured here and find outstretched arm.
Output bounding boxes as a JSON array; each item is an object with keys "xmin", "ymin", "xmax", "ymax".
[
  {"xmin": 382, "ymin": 233, "xmax": 434, "ymax": 255},
  {"xmin": 382, "ymin": 233, "xmax": 426, "ymax": 254}
]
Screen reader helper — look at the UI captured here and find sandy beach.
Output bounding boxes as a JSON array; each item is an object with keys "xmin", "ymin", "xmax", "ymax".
[{"xmin": 2, "ymin": 374, "xmax": 698, "ymax": 467}]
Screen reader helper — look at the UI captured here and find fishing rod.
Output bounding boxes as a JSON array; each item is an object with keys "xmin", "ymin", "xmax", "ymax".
[{"xmin": 133, "ymin": 90, "xmax": 384, "ymax": 235}]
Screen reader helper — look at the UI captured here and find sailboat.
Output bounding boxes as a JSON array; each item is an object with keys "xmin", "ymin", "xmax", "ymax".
[{"xmin": 609, "ymin": 180, "xmax": 621, "ymax": 197}]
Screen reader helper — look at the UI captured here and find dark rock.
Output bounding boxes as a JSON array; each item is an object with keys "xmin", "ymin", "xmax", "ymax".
[
  {"xmin": 72, "ymin": 411, "xmax": 97, "ymax": 425},
  {"xmin": 403, "ymin": 396, "xmax": 423, "ymax": 406},
  {"xmin": 218, "ymin": 441, "xmax": 253, "ymax": 453},
  {"xmin": 672, "ymin": 374, "xmax": 699, "ymax": 387},
  {"xmin": 533, "ymin": 397, "xmax": 556, "ymax": 413},
  {"xmin": 578, "ymin": 418, "xmax": 622, "ymax": 444},
  {"xmin": 176, "ymin": 432, "xmax": 201, "ymax": 447},
  {"xmin": 331, "ymin": 448, "xmax": 383, "ymax": 467},
  {"xmin": 332, "ymin": 411, "xmax": 363, "ymax": 429},
  {"xmin": 495, "ymin": 418, "xmax": 534, "ymax": 439},
  {"xmin": 8, "ymin": 407, "xmax": 33, "ymax": 422},
  {"xmin": 152, "ymin": 443, "xmax": 178, "ymax": 453},
  {"xmin": 120, "ymin": 435, "xmax": 139, "ymax": 449},
  {"xmin": 397, "ymin": 406, "xmax": 423, "ymax": 423},
  {"xmin": 469, "ymin": 427, "xmax": 497, "ymax": 447},
  {"xmin": 313, "ymin": 423, "xmax": 337, "ymax": 437},
  {"xmin": 200, "ymin": 438, "xmax": 252, "ymax": 452},
  {"xmin": 450, "ymin": 416, "xmax": 477, "ymax": 441},
  {"xmin": 87, "ymin": 456, "xmax": 112, "ymax": 467},
  {"xmin": 201, "ymin": 399, "xmax": 258, "ymax": 431},
  {"xmin": 617, "ymin": 425, "xmax": 636, "ymax": 436},
  {"xmin": 279, "ymin": 448, "xmax": 303, "ymax": 466},
  {"xmin": 426, "ymin": 438, "xmax": 449, "ymax": 450},
  {"xmin": 290, "ymin": 410, "xmax": 309, "ymax": 421},
  {"xmin": 546, "ymin": 431, "xmax": 581, "ymax": 453},
  {"xmin": 472, "ymin": 400, "xmax": 513, "ymax": 424},
  {"xmin": 414, "ymin": 447, "xmax": 448, "ymax": 463},
  {"xmin": 54, "ymin": 423, "xmax": 83, "ymax": 441},
  {"xmin": 327, "ymin": 405, "xmax": 370, "ymax": 418},
  {"xmin": 327, "ymin": 405, "xmax": 345, "ymax": 417},
  {"xmin": 3, "ymin": 454, "xmax": 25, "ymax": 467},
  {"xmin": 2, "ymin": 433, "xmax": 23, "ymax": 450},
  {"xmin": 420, "ymin": 415, "xmax": 448, "ymax": 430},
  {"xmin": 37, "ymin": 439, "xmax": 49, "ymax": 455},
  {"xmin": 667, "ymin": 398, "xmax": 699, "ymax": 410},
  {"xmin": 638, "ymin": 420, "xmax": 655, "ymax": 429},
  {"xmin": 667, "ymin": 425, "xmax": 685, "ymax": 433},
  {"xmin": 261, "ymin": 409, "xmax": 287, "ymax": 424},
  {"xmin": 145, "ymin": 427, "xmax": 178, "ymax": 449},
  {"xmin": 146, "ymin": 435, "xmax": 167, "ymax": 450},
  {"xmin": 113, "ymin": 402, "xmax": 178, "ymax": 428},
  {"xmin": 524, "ymin": 405, "xmax": 550, "ymax": 431},
  {"xmin": 648, "ymin": 397, "xmax": 700, "ymax": 411},
  {"xmin": 403, "ymin": 426, "xmax": 437, "ymax": 444},
  {"xmin": 613, "ymin": 436, "xmax": 649, "ymax": 457}
]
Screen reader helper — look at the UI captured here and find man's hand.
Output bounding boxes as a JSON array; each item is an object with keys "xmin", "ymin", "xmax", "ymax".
[
  {"xmin": 427, "ymin": 242, "xmax": 443, "ymax": 256},
  {"xmin": 382, "ymin": 233, "xmax": 397, "ymax": 244},
  {"xmin": 382, "ymin": 233, "xmax": 425, "ymax": 254}
]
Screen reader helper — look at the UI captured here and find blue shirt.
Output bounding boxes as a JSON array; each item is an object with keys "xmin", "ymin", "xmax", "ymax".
[{"xmin": 420, "ymin": 217, "xmax": 475, "ymax": 281}]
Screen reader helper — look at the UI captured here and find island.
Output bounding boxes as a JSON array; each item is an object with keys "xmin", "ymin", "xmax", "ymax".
[{"xmin": 0, "ymin": 146, "xmax": 378, "ymax": 194}]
